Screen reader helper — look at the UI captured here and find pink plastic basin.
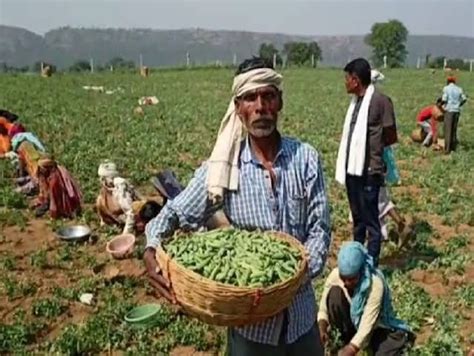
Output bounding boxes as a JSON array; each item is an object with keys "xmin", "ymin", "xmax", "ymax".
[{"xmin": 106, "ymin": 233, "xmax": 136, "ymax": 259}]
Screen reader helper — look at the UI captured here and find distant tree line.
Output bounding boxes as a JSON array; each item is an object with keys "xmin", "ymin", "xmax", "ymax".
[
  {"xmin": 425, "ymin": 55, "xmax": 471, "ymax": 70},
  {"xmin": 68, "ymin": 57, "xmax": 136, "ymax": 72},
  {"xmin": 0, "ymin": 63, "xmax": 30, "ymax": 73},
  {"xmin": 0, "ymin": 31, "xmax": 472, "ymax": 73},
  {"xmin": 258, "ymin": 41, "xmax": 322, "ymax": 67},
  {"xmin": 0, "ymin": 57, "xmax": 137, "ymax": 73}
]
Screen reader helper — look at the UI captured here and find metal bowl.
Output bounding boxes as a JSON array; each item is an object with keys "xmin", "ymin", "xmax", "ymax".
[{"xmin": 56, "ymin": 225, "xmax": 91, "ymax": 242}]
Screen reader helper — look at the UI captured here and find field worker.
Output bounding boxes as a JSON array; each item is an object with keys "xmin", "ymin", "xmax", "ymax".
[
  {"xmin": 96, "ymin": 161, "xmax": 163, "ymax": 234},
  {"xmin": 370, "ymin": 69, "xmax": 384, "ymax": 83},
  {"xmin": 145, "ymin": 57, "xmax": 331, "ymax": 356},
  {"xmin": 0, "ymin": 112, "xmax": 26, "ymax": 156},
  {"xmin": 415, "ymin": 98, "xmax": 445, "ymax": 147},
  {"xmin": 0, "ymin": 122, "xmax": 14, "ymax": 157},
  {"xmin": 1, "ymin": 126, "xmax": 47, "ymax": 194},
  {"xmin": 0, "ymin": 109, "xmax": 19, "ymax": 123},
  {"xmin": 336, "ymin": 58, "xmax": 398, "ymax": 267},
  {"xmin": 318, "ymin": 242, "xmax": 415, "ymax": 356},
  {"xmin": 0, "ymin": 110, "xmax": 31, "ymax": 161},
  {"xmin": 442, "ymin": 76, "xmax": 468, "ymax": 153},
  {"xmin": 34, "ymin": 158, "xmax": 82, "ymax": 219},
  {"xmin": 369, "ymin": 70, "xmax": 413, "ymax": 248}
]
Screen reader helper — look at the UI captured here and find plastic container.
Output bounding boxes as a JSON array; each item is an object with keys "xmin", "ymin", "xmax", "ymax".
[
  {"xmin": 124, "ymin": 304, "xmax": 163, "ymax": 328},
  {"xmin": 106, "ymin": 233, "xmax": 135, "ymax": 259}
]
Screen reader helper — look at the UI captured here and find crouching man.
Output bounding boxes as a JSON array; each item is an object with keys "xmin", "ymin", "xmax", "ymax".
[{"xmin": 318, "ymin": 242, "xmax": 415, "ymax": 356}]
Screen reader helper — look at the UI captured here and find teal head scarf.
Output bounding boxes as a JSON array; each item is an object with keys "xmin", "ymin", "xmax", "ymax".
[{"xmin": 338, "ymin": 242, "xmax": 411, "ymax": 332}]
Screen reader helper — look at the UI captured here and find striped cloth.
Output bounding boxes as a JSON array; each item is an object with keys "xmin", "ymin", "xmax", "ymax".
[{"xmin": 146, "ymin": 136, "xmax": 331, "ymax": 345}]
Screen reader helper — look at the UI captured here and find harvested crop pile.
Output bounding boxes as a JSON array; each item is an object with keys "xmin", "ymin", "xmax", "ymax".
[{"xmin": 165, "ymin": 229, "xmax": 302, "ymax": 287}]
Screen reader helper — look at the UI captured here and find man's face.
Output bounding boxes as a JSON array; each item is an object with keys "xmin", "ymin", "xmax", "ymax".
[
  {"xmin": 340, "ymin": 273, "xmax": 360, "ymax": 293},
  {"xmin": 235, "ymin": 86, "xmax": 282, "ymax": 138},
  {"xmin": 135, "ymin": 219, "xmax": 145, "ymax": 234},
  {"xmin": 344, "ymin": 73, "xmax": 360, "ymax": 94}
]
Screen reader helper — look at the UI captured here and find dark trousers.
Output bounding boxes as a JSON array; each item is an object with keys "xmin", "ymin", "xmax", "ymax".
[
  {"xmin": 346, "ymin": 175, "xmax": 382, "ymax": 266},
  {"xmin": 444, "ymin": 112, "xmax": 460, "ymax": 153},
  {"xmin": 226, "ymin": 324, "xmax": 324, "ymax": 356},
  {"xmin": 326, "ymin": 286, "xmax": 414, "ymax": 356}
]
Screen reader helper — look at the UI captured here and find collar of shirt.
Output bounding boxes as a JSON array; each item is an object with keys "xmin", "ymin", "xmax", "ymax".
[{"xmin": 240, "ymin": 133, "xmax": 291, "ymax": 167}]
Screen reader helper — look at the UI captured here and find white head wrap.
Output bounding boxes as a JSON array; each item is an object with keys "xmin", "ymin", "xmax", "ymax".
[
  {"xmin": 98, "ymin": 161, "xmax": 118, "ymax": 179},
  {"xmin": 371, "ymin": 69, "xmax": 385, "ymax": 83},
  {"xmin": 206, "ymin": 67, "xmax": 283, "ymax": 204}
]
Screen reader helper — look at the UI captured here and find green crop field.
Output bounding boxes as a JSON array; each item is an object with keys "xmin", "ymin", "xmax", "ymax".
[{"xmin": 0, "ymin": 68, "xmax": 473, "ymax": 355}]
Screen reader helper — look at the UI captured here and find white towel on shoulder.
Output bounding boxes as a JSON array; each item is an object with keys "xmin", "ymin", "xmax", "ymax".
[{"xmin": 335, "ymin": 84, "xmax": 375, "ymax": 185}]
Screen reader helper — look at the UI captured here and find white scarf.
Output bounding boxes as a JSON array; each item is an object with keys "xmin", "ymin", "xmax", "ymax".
[
  {"xmin": 335, "ymin": 84, "xmax": 375, "ymax": 185},
  {"xmin": 98, "ymin": 161, "xmax": 118, "ymax": 179},
  {"xmin": 206, "ymin": 68, "xmax": 282, "ymax": 204}
]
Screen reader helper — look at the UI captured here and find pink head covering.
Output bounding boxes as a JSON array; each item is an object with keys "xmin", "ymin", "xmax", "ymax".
[{"xmin": 8, "ymin": 123, "xmax": 26, "ymax": 138}]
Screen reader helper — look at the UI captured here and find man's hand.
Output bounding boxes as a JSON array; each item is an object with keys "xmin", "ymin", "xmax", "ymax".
[
  {"xmin": 318, "ymin": 320, "xmax": 329, "ymax": 345},
  {"xmin": 143, "ymin": 247, "xmax": 176, "ymax": 303},
  {"xmin": 338, "ymin": 343, "xmax": 359, "ymax": 356}
]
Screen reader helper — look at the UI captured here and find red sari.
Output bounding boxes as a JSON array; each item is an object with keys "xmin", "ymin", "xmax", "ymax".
[{"xmin": 39, "ymin": 165, "xmax": 82, "ymax": 219}]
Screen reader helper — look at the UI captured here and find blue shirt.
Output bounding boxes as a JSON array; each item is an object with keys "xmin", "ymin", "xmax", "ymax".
[
  {"xmin": 442, "ymin": 83, "xmax": 467, "ymax": 113},
  {"xmin": 146, "ymin": 136, "xmax": 331, "ymax": 345}
]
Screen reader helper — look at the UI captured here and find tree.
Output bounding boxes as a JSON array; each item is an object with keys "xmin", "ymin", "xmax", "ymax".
[
  {"xmin": 105, "ymin": 57, "xmax": 135, "ymax": 71},
  {"xmin": 365, "ymin": 19, "xmax": 409, "ymax": 68},
  {"xmin": 283, "ymin": 41, "xmax": 322, "ymax": 67},
  {"xmin": 425, "ymin": 54, "xmax": 431, "ymax": 67},
  {"xmin": 428, "ymin": 56, "xmax": 445, "ymax": 69},
  {"xmin": 446, "ymin": 58, "xmax": 469, "ymax": 70},
  {"xmin": 258, "ymin": 43, "xmax": 282, "ymax": 66},
  {"xmin": 428, "ymin": 56, "xmax": 469, "ymax": 70},
  {"xmin": 69, "ymin": 60, "xmax": 91, "ymax": 72},
  {"xmin": 308, "ymin": 42, "xmax": 322, "ymax": 64},
  {"xmin": 0, "ymin": 63, "xmax": 29, "ymax": 73}
]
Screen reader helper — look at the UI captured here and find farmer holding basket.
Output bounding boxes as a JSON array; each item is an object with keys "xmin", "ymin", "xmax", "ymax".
[{"xmin": 144, "ymin": 57, "xmax": 331, "ymax": 355}]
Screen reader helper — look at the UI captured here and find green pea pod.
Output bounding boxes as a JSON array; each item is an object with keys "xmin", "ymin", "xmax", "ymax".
[
  {"xmin": 216, "ymin": 271, "xmax": 226, "ymax": 281},
  {"xmin": 195, "ymin": 256, "xmax": 212, "ymax": 270},
  {"xmin": 275, "ymin": 265, "xmax": 287, "ymax": 282},
  {"xmin": 226, "ymin": 268, "xmax": 235, "ymax": 281},
  {"xmin": 251, "ymin": 271, "xmax": 265, "ymax": 279},
  {"xmin": 241, "ymin": 269, "xmax": 251, "ymax": 285},
  {"xmin": 282, "ymin": 261, "xmax": 296, "ymax": 274},
  {"xmin": 288, "ymin": 252, "xmax": 298, "ymax": 265},
  {"xmin": 209, "ymin": 264, "xmax": 220, "ymax": 280}
]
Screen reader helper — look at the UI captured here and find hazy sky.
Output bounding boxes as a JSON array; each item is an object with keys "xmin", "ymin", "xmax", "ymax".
[{"xmin": 0, "ymin": 0, "xmax": 473, "ymax": 37}]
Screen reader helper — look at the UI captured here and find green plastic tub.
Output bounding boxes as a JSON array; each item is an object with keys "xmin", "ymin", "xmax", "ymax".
[{"xmin": 124, "ymin": 304, "xmax": 163, "ymax": 328}]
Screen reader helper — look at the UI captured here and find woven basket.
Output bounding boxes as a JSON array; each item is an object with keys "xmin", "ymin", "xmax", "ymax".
[
  {"xmin": 411, "ymin": 127, "xmax": 426, "ymax": 143},
  {"xmin": 156, "ymin": 231, "xmax": 308, "ymax": 326}
]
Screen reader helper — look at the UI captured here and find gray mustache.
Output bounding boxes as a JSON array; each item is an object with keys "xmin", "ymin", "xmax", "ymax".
[{"xmin": 252, "ymin": 119, "xmax": 274, "ymax": 126}]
